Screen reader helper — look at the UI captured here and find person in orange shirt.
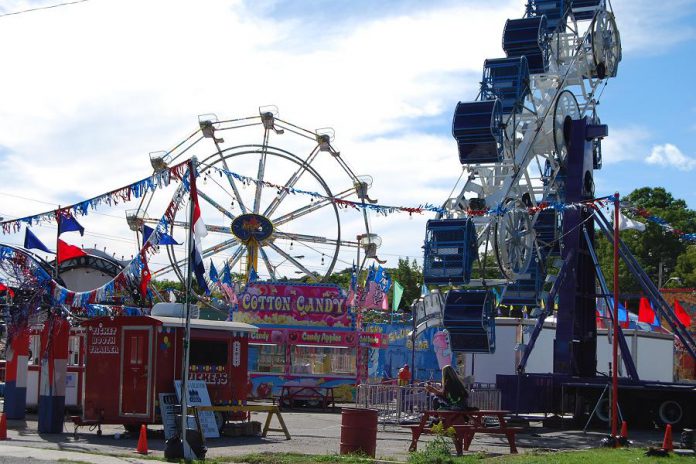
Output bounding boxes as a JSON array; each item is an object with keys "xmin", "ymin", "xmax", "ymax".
[{"xmin": 397, "ymin": 364, "xmax": 411, "ymax": 386}]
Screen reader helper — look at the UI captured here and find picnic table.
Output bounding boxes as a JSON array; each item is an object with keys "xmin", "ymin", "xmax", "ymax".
[
  {"xmin": 279, "ymin": 385, "xmax": 336, "ymax": 410},
  {"xmin": 406, "ymin": 409, "xmax": 521, "ymax": 455}
]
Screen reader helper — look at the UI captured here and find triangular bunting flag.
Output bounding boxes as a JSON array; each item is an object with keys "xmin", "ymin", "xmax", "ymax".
[
  {"xmin": 674, "ymin": 300, "xmax": 692, "ymax": 327},
  {"xmin": 58, "ymin": 213, "xmax": 84, "ymax": 236},
  {"xmin": 142, "ymin": 225, "xmax": 180, "ymax": 246},
  {"xmin": 57, "ymin": 239, "xmax": 87, "ymax": 264},
  {"xmin": 24, "ymin": 228, "xmax": 53, "ymax": 254}
]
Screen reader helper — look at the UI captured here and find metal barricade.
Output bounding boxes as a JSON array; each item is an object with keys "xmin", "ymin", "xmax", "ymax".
[
  {"xmin": 355, "ymin": 383, "xmax": 433, "ymax": 429},
  {"xmin": 468, "ymin": 383, "xmax": 502, "ymax": 410},
  {"xmin": 356, "ymin": 382, "xmax": 501, "ymax": 429}
]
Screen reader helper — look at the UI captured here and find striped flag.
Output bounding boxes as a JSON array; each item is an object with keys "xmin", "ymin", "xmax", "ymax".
[{"xmin": 190, "ymin": 171, "xmax": 210, "ymax": 294}]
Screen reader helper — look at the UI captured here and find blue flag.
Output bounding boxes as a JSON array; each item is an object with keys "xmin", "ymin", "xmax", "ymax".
[
  {"xmin": 58, "ymin": 213, "xmax": 84, "ymax": 236},
  {"xmin": 421, "ymin": 283, "xmax": 429, "ymax": 296},
  {"xmin": 142, "ymin": 225, "xmax": 180, "ymax": 246},
  {"xmin": 221, "ymin": 261, "xmax": 232, "ymax": 286},
  {"xmin": 350, "ymin": 261, "xmax": 357, "ymax": 291},
  {"xmin": 249, "ymin": 266, "xmax": 259, "ymax": 283},
  {"xmin": 375, "ymin": 265, "xmax": 392, "ymax": 293},
  {"xmin": 209, "ymin": 260, "xmax": 220, "ymax": 283},
  {"xmin": 24, "ymin": 228, "xmax": 53, "ymax": 254}
]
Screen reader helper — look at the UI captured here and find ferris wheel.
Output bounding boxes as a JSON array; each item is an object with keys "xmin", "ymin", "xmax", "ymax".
[
  {"xmin": 127, "ymin": 107, "xmax": 380, "ymax": 287},
  {"xmin": 426, "ymin": 0, "xmax": 621, "ymax": 308}
]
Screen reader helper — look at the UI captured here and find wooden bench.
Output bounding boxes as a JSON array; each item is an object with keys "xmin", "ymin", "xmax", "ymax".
[{"xmin": 452, "ymin": 424, "xmax": 523, "ymax": 454}]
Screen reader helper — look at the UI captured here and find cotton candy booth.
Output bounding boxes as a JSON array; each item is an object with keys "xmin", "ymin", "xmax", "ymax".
[
  {"xmin": 233, "ymin": 282, "xmax": 363, "ymax": 402},
  {"xmin": 79, "ymin": 303, "xmax": 256, "ymax": 429}
]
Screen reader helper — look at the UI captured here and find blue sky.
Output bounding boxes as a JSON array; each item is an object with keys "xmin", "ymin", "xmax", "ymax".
[{"xmin": 0, "ymin": 0, "xmax": 694, "ymax": 276}]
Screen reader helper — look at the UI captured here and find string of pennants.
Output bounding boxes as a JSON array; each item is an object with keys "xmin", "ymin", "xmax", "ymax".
[
  {"xmin": 2, "ymin": 155, "xmax": 695, "ymax": 312},
  {"xmin": 622, "ymin": 205, "xmax": 696, "ymax": 243},
  {"xmin": 0, "ymin": 162, "xmax": 194, "ymax": 314}
]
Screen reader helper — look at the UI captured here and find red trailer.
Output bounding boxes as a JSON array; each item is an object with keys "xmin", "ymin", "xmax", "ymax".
[{"xmin": 79, "ymin": 312, "xmax": 256, "ymax": 431}]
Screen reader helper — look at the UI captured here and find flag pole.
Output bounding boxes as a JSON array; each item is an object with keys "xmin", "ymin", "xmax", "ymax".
[
  {"xmin": 611, "ymin": 192, "xmax": 620, "ymax": 443},
  {"xmin": 180, "ymin": 157, "xmax": 197, "ymax": 459},
  {"xmin": 54, "ymin": 206, "xmax": 61, "ymax": 279}
]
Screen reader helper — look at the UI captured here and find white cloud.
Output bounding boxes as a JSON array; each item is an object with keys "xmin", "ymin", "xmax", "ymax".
[
  {"xmin": 0, "ymin": 0, "xmax": 521, "ymax": 273},
  {"xmin": 645, "ymin": 143, "xmax": 696, "ymax": 171},
  {"xmin": 598, "ymin": 126, "xmax": 651, "ymax": 164},
  {"xmin": 611, "ymin": 0, "xmax": 696, "ymax": 55}
]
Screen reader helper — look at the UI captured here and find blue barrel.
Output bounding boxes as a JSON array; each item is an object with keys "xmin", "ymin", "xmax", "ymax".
[
  {"xmin": 452, "ymin": 99, "xmax": 503, "ymax": 164},
  {"xmin": 481, "ymin": 56, "xmax": 530, "ymax": 114},
  {"xmin": 503, "ymin": 16, "xmax": 548, "ymax": 74}
]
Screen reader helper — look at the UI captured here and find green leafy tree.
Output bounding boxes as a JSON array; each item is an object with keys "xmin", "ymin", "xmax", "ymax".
[
  {"xmin": 674, "ymin": 245, "xmax": 696, "ymax": 288},
  {"xmin": 389, "ymin": 258, "xmax": 423, "ymax": 310},
  {"xmin": 595, "ymin": 187, "xmax": 696, "ymax": 293}
]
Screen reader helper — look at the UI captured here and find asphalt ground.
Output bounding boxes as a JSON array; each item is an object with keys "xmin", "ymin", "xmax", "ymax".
[{"xmin": 0, "ymin": 404, "xmax": 675, "ymax": 462}]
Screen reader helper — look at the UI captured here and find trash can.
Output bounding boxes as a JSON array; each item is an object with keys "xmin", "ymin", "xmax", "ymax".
[{"xmin": 339, "ymin": 408, "xmax": 378, "ymax": 457}]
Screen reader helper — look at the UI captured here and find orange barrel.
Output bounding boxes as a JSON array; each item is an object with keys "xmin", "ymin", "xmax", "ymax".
[{"xmin": 340, "ymin": 408, "xmax": 378, "ymax": 457}]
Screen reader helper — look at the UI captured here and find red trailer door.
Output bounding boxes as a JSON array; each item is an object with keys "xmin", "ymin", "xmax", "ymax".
[{"xmin": 120, "ymin": 328, "xmax": 152, "ymax": 416}]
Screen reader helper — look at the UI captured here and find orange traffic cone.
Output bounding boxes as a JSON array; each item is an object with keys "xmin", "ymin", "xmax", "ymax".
[
  {"xmin": 662, "ymin": 424, "xmax": 673, "ymax": 452},
  {"xmin": 620, "ymin": 421, "xmax": 628, "ymax": 439},
  {"xmin": 0, "ymin": 413, "xmax": 7, "ymax": 440},
  {"xmin": 136, "ymin": 424, "xmax": 148, "ymax": 454}
]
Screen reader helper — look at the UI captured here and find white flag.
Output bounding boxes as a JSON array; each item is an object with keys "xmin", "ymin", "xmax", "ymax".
[{"xmin": 618, "ymin": 213, "xmax": 646, "ymax": 232}]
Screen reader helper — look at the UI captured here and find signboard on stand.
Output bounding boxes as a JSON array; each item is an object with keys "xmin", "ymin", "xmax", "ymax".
[
  {"xmin": 174, "ymin": 380, "xmax": 219, "ymax": 438},
  {"xmin": 159, "ymin": 392, "xmax": 180, "ymax": 440}
]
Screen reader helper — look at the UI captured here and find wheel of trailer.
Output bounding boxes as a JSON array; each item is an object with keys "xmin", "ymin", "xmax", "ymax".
[
  {"xmin": 594, "ymin": 397, "xmax": 610, "ymax": 423},
  {"xmin": 658, "ymin": 400, "xmax": 684, "ymax": 427},
  {"xmin": 591, "ymin": 10, "xmax": 621, "ymax": 79},
  {"xmin": 494, "ymin": 198, "xmax": 535, "ymax": 279},
  {"xmin": 553, "ymin": 90, "xmax": 580, "ymax": 166}
]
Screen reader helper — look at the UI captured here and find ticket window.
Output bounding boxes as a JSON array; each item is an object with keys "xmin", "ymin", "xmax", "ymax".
[
  {"xmin": 249, "ymin": 344, "xmax": 285, "ymax": 373},
  {"xmin": 290, "ymin": 345, "xmax": 356, "ymax": 375},
  {"xmin": 190, "ymin": 339, "xmax": 228, "ymax": 366}
]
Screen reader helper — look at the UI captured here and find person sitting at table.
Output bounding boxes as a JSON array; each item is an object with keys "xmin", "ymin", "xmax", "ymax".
[{"xmin": 425, "ymin": 365, "xmax": 476, "ymax": 410}]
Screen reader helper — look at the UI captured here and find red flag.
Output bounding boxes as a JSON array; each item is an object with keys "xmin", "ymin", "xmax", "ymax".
[
  {"xmin": 638, "ymin": 297, "xmax": 656, "ymax": 324},
  {"xmin": 674, "ymin": 300, "xmax": 692, "ymax": 327},
  {"xmin": 139, "ymin": 251, "xmax": 151, "ymax": 299},
  {"xmin": 57, "ymin": 239, "xmax": 86, "ymax": 264}
]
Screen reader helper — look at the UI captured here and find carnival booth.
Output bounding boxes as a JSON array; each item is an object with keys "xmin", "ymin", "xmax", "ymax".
[
  {"xmin": 234, "ymin": 281, "xmax": 369, "ymax": 402},
  {"xmin": 79, "ymin": 303, "xmax": 256, "ymax": 429},
  {"xmin": 362, "ymin": 323, "xmax": 453, "ymax": 383}
]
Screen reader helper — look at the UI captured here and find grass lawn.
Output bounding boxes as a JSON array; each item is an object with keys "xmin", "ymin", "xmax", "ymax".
[{"xmin": 205, "ymin": 448, "xmax": 695, "ymax": 464}]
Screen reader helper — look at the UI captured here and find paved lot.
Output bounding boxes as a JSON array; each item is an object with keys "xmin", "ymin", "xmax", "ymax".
[{"xmin": 0, "ymin": 406, "xmax": 672, "ymax": 462}]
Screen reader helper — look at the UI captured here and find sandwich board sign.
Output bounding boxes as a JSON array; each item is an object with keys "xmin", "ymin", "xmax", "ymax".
[{"xmin": 174, "ymin": 380, "xmax": 220, "ymax": 438}]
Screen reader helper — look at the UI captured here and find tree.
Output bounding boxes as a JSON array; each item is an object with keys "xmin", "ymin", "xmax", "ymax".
[
  {"xmin": 388, "ymin": 258, "xmax": 423, "ymax": 311},
  {"xmin": 674, "ymin": 245, "xmax": 696, "ymax": 288},
  {"xmin": 595, "ymin": 187, "xmax": 696, "ymax": 294}
]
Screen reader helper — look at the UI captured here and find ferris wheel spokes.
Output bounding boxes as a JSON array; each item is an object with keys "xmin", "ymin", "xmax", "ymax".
[
  {"xmin": 265, "ymin": 241, "xmax": 317, "ymax": 279},
  {"xmin": 261, "ymin": 145, "xmax": 322, "ymax": 219},
  {"xmin": 271, "ymin": 187, "xmax": 356, "ymax": 228},
  {"xmin": 197, "ymin": 189, "xmax": 236, "ymax": 221}
]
